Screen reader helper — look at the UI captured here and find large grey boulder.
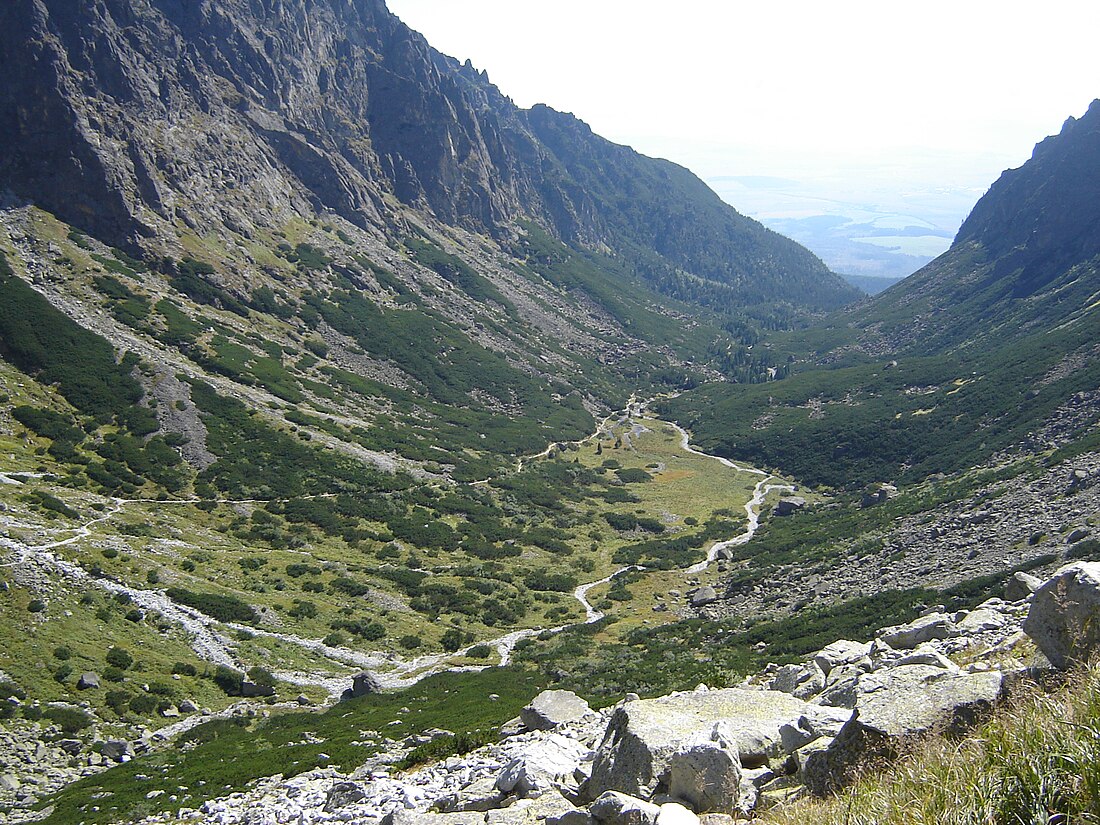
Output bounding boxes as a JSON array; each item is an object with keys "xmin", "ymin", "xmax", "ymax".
[
  {"xmin": 773, "ymin": 498, "xmax": 806, "ymax": 517},
  {"xmin": 764, "ymin": 662, "xmax": 825, "ymax": 700},
  {"xmin": 1005, "ymin": 571, "xmax": 1043, "ymax": 602},
  {"xmin": 496, "ymin": 733, "xmax": 589, "ymax": 797},
  {"xmin": 486, "ymin": 792, "xmax": 576, "ymax": 825},
  {"xmin": 342, "ymin": 671, "xmax": 383, "ymax": 701},
  {"xmin": 589, "ymin": 791, "xmax": 661, "ymax": 825},
  {"xmin": 690, "ymin": 588, "xmax": 718, "ymax": 608},
  {"xmin": 878, "ymin": 613, "xmax": 956, "ymax": 650},
  {"xmin": 98, "ymin": 740, "xmax": 133, "ymax": 763},
  {"xmin": 77, "ymin": 672, "xmax": 101, "ymax": 690},
  {"xmin": 1023, "ymin": 562, "xmax": 1100, "ymax": 669},
  {"xmin": 588, "ymin": 688, "xmax": 812, "ymax": 799},
  {"xmin": 667, "ymin": 724, "xmax": 742, "ymax": 813},
  {"xmin": 656, "ymin": 802, "xmax": 699, "ymax": 825},
  {"xmin": 383, "ymin": 811, "xmax": 485, "ymax": 825},
  {"xmin": 434, "ymin": 776, "xmax": 505, "ymax": 813},
  {"xmin": 812, "ymin": 640, "xmax": 871, "ymax": 676},
  {"xmin": 324, "ymin": 781, "xmax": 366, "ymax": 812},
  {"xmin": 803, "ymin": 670, "xmax": 1003, "ymax": 795},
  {"xmin": 954, "ymin": 608, "xmax": 1008, "ymax": 636},
  {"xmin": 521, "ymin": 690, "xmax": 592, "ymax": 731}
]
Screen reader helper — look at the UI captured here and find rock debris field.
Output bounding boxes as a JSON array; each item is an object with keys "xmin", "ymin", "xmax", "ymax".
[{"xmin": 26, "ymin": 561, "xmax": 1091, "ymax": 825}]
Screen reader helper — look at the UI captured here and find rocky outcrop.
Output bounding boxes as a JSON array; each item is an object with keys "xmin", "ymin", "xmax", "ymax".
[
  {"xmin": 588, "ymin": 688, "xmax": 813, "ymax": 799},
  {"xmin": 773, "ymin": 498, "xmax": 806, "ymax": 517},
  {"xmin": 66, "ymin": 575, "xmax": 1071, "ymax": 825},
  {"xmin": 0, "ymin": 0, "xmax": 853, "ymax": 312},
  {"xmin": 1023, "ymin": 561, "xmax": 1100, "ymax": 668},
  {"xmin": 802, "ymin": 670, "xmax": 1004, "ymax": 795},
  {"xmin": 342, "ymin": 671, "xmax": 383, "ymax": 702},
  {"xmin": 520, "ymin": 691, "xmax": 592, "ymax": 732}
]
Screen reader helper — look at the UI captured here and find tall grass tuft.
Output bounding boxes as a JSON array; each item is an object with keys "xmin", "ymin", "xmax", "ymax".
[{"xmin": 765, "ymin": 664, "xmax": 1100, "ymax": 825}]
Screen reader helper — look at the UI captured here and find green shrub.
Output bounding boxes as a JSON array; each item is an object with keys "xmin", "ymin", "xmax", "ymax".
[
  {"xmin": 103, "ymin": 667, "xmax": 125, "ymax": 683},
  {"xmin": 128, "ymin": 693, "xmax": 157, "ymax": 714},
  {"xmin": 212, "ymin": 666, "xmax": 244, "ymax": 696},
  {"xmin": 467, "ymin": 644, "xmax": 492, "ymax": 659},
  {"xmin": 43, "ymin": 705, "xmax": 93, "ymax": 734},
  {"xmin": 165, "ymin": 587, "xmax": 258, "ymax": 624},
  {"xmin": 27, "ymin": 599, "xmax": 46, "ymax": 613}
]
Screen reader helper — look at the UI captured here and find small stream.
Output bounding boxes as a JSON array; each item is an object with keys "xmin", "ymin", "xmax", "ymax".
[{"xmin": 0, "ymin": 398, "xmax": 789, "ymax": 702}]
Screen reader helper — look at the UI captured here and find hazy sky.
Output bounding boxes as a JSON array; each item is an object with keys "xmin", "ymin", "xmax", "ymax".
[{"xmin": 387, "ymin": 0, "xmax": 1099, "ymax": 193}]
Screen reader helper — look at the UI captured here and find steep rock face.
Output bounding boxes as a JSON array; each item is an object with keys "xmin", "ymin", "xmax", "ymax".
[
  {"xmin": 0, "ymin": 0, "xmax": 855, "ymax": 311},
  {"xmin": 955, "ymin": 100, "xmax": 1100, "ymax": 290},
  {"xmin": 848, "ymin": 99, "xmax": 1100, "ymax": 353}
]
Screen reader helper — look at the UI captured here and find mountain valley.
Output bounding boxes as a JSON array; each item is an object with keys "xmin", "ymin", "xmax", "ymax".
[{"xmin": 0, "ymin": 1, "xmax": 1097, "ymax": 824}]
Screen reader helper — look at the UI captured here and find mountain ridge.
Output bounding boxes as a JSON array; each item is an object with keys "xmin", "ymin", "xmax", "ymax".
[{"xmin": 0, "ymin": 0, "xmax": 856, "ymax": 313}]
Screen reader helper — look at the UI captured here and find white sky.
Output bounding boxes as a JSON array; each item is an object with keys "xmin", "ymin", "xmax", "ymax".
[{"xmin": 386, "ymin": 0, "xmax": 1100, "ymax": 195}]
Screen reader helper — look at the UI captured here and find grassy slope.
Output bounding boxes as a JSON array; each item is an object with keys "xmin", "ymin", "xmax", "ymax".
[{"xmin": 765, "ymin": 663, "xmax": 1100, "ymax": 825}]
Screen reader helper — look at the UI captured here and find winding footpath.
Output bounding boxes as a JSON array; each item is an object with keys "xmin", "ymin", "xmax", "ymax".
[{"xmin": 0, "ymin": 398, "xmax": 791, "ymax": 704}]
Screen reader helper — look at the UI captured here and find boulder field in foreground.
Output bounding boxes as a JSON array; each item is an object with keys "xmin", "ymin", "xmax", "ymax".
[{"xmin": 62, "ymin": 563, "xmax": 1100, "ymax": 825}]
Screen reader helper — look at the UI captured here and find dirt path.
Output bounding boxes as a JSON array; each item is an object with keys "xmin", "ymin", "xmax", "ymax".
[{"xmin": 0, "ymin": 396, "xmax": 786, "ymax": 701}]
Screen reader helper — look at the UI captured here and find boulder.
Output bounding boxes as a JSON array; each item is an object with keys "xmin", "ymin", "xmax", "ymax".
[
  {"xmin": 58, "ymin": 739, "xmax": 83, "ymax": 756},
  {"xmin": 521, "ymin": 690, "xmax": 592, "ymax": 731},
  {"xmin": 77, "ymin": 672, "xmax": 101, "ymax": 690},
  {"xmin": 178, "ymin": 698, "xmax": 199, "ymax": 713},
  {"xmin": 99, "ymin": 740, "xmax": 132, "ymax": 763},
  {"xmin": 894, "ymin": 644, "xmax": 956, "ymax": 671},
  {"xmin": 812, "ymin": 640, "xmax": 871, "ymax": 676},
  {"xmin": 588, "ymin": 688, "xmax": 812, "ymax": 799},
  {"xmin": 878, "ymin": 613, "xmax": 955, "ymax": 650},
  {"xmin": 434, "ymin": 776, "xmax": 506, "ymax": 813},
  {"xmin": 667, "ymin": 724, "xmax": 742, "ymax": 813},
  {"xmin": 342, "ymin": 671, "xmax": 383, "ymax": 701},
  {"xmin": 764, "ymin": 662, "xmax": 825, "ymax": 700},
  {"xmin": 589, "ymin": 791, "xmax": 661, "ymax": 825},
  {"xmin": 1023, "ymin": 562, "xmax": 1100, "ymax": 669},
  {"xmin": 546, "ymin": 811, "xmax": 597, "ymax": 825},
  {"xmin": 1005, "ymin": 571, "xmax": 1043, "ymax": 602},
  {"xmin": 656, "ymin": 802, "xmax": 698, "ymax": 825},
  {"xmin": 803, "ymin": 670, "xmax": 1003, "ymax": 795},
  {"xmin": 690, "ymin": 588, "xmax": 718, "ymax": 608},
  {"xmin": 0, "ymin": 774, "xmax": 20, "ymax": 793},
  {"xmin": 814, "ymin": 663, "xmax": 865, "ymax": 709},
  {"xmin": 777, "ymin": 706, "xmax": 852, "ymax": 752},
  {"xmin": 487, "ymin": 792, "xmax": 576, "ymax": 825},
  {"xmin": 496, "ymin": 733, "xmax": 589, "ymax": 797},
  {"xmin": 1066, "ymin": 528, "xmax": 1091, "ymax": 544},
  {"xmin": 383, "ymin": 811, "xmax": 485, "ymax": 825},
  {"xmin": 324, "ymin": 781, "xmax": 366, "ymax": 812},
  {"xmin": 954, "ymin": 608, "xmax": 1008, "ymax": 635},
  {"xmin": 860, "ymin": 484, "xmax": 896, "ymax": 508},
  {"xmin": 240, "ymin": 680, "xmax": 275, "ymax": 698},
  {"xmin": 773, "ymin": 498, "xmax": 806, "ymax": 517}
]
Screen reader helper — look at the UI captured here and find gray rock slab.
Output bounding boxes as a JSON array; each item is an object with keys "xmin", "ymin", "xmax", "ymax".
[
  {"xmin": 803, "ymin": 669, "xmax": 1003, "ymax": 795},
  {"xmin": 812, "ymin": 640, "xmax": 871, "ymax": 677},
  {"xmin": 667, "ymin": 725, "xmax": 742, "ymax": 814},
  {"xmin": 1006, "ymin": 571, "xmax": 1043, "ymax": 602},
  {"xmin": 589, "ymin": 688, "xmax": 812, "ymax": 799},
  {"xmin": 521, "ymin": 690, "xmax": 592, "ymax": 732},
  {"xmin": 878, "ymin": 613, "xmax": 956, "ymax": 650},
  {"xmin": 590, "ymin": 791, "xmax": 661, "ymax": 825},
  {"xmin": 1024, "ymin": 562, "xmax": 1100, "ymax": 669}
]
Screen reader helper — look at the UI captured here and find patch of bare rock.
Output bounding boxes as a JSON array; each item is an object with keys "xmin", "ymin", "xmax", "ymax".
[{"xmin": 116, "ymin": 562, "xmax": 1100, "ymax": 825}]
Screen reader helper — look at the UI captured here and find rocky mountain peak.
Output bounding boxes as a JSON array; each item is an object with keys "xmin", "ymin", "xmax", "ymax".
[{"xmin": 0, "ymin": 0, "xmax": 855, "ymax": 310}]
